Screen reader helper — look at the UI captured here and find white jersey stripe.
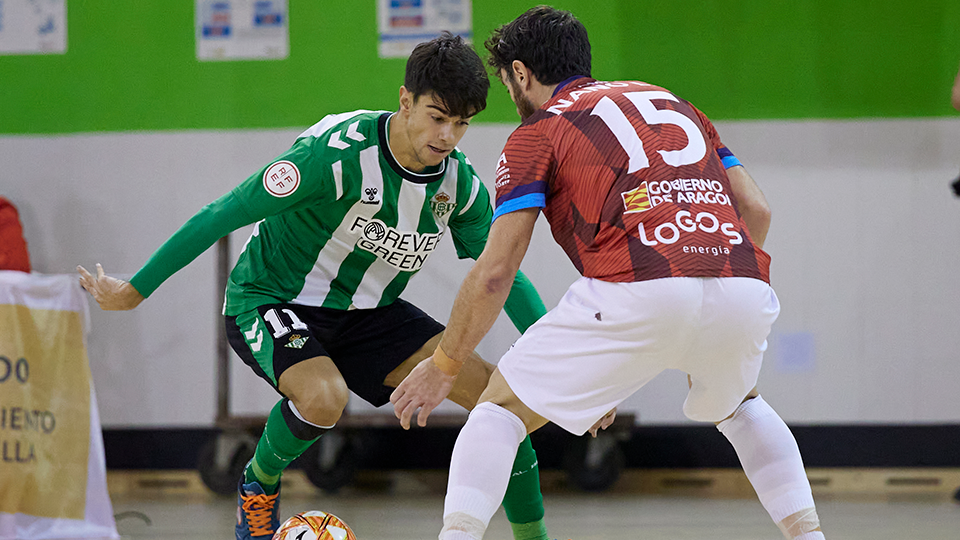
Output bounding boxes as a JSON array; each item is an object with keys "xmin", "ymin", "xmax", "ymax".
[
  {"xmin": 293, "ymin": 146, "xmax": 384, "ymax": 307},
  {"xmin": 351, "ymin": 174, "xmax": 428, "ymax": 308},
  {"xmin": 332, "ymin": 160, "xmax": 344, "ymax": 200},
  {"xmin": 458, "ymin": 175, "xmax": 481, "ymax": 216}
]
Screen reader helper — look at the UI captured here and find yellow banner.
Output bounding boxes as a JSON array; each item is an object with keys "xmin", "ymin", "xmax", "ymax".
[{"xmin": 0, "ymin": 303, "xmax": 91, "ymax": 520}]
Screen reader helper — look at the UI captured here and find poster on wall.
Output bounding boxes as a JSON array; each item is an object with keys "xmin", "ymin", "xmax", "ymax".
[
  {"xmin": 0, "ymin": 0, "xmax": 67, "ymax": 55},
  {"xmin": 378, "ymin": 0, "xmax": 471, "ymax": 59},
  {"xmin": 196, "ymin": 0, "xmax": 288, "ymax": 61}
]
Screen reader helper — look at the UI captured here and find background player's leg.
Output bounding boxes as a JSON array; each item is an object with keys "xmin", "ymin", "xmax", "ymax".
[
  {"xmin": 386, "ymin": 334, "xmax": 549, "ymax": 540},
  {"xmin": 718, "ymin": 395, "xmax": 825, "ymax": 540}
]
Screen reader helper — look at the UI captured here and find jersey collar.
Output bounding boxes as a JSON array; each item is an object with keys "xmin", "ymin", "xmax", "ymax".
[
  {"xmin": 552, "ymin": 75, "xmax": 591, "ymax": 97},
  {"xmin": 379, "ymin": 112, "xmax": 447, "ymax": 184}
]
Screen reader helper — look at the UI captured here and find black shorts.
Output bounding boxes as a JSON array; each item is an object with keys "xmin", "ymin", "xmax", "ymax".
[{"xmin": 225, "ymin": 299, "xmax": 445, "ymax": 407}]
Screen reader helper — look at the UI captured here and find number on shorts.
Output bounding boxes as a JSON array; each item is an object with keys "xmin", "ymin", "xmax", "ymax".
[{"xmin": 263, "ymin": 308, "xmax": 308, "ymax": 338}]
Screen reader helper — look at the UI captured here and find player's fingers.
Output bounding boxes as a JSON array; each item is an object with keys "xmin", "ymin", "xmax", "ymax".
[
  {"xmin": 389, "ymin": 386, "xmax": 403, "ymax": 407},
  {"xmin": 417, "ymin": 403, "xmax": 435, "ymax": 428},
  {"xmin": 96, "ymin": 263, "xmax": 105, "ymax": 280},
  {"xmin": 398, "ymin": 402, "xmax": 416, "ymax": 430},
  {"xmin": 77, "ymin": 266, "xmax": 93, "ymax": 289},
  {"xmin": 391, "ymin": 392, "xmax": 408, "ymax": 420}
]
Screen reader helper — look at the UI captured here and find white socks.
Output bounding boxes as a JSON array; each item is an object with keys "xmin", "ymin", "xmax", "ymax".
[
  {"xmin": 440, "ymin": 402, "xmax": 527, "ymax": 540},
  {"xmin": 718, "ymin": 396, "xmax": 824, "ymax": 539}
]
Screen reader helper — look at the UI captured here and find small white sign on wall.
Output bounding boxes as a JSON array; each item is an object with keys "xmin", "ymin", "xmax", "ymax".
[
  {"xmin": 0, "ymin": 0, "xmax": 67, "ymax": 55},
  {"xmin": 378, "ymin": 0, "xmax": 471, "ymax": 59},
  {"xmin": 196, "ymin": 0, "xmax": 288, "ymax": 61}
]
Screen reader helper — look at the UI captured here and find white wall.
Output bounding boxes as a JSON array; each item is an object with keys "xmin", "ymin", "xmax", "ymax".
[{"xmin": 1, "ymin": 117, "xmax": 958, "ymax": 427}]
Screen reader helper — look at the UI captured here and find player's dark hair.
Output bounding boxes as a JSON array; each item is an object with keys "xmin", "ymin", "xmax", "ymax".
[
  {"xmin": 405, "ymin": 31, "xmax": 489, "ymax": 118},
  {"xmin": 485, "ymin": 5, "xmax": 592, "ymax": 85}
]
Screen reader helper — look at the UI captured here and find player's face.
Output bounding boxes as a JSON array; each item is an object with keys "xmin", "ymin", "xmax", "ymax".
[
  {"xmin": 395, "ymin": 88, "xmax": 472, "ymax": 171},
  {"xmin": 500, "ymin": 69, "xmax": 538, "ymax": 120}
]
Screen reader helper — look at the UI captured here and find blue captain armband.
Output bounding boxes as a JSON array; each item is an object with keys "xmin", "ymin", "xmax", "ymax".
[{"xmin": 717, "ymin": 147, "xmax": 742, "ymax": 169}]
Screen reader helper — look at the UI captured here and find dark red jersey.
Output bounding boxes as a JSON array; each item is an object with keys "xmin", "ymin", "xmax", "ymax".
[{"xmin": 494, "ymin": 78, "xmax": 770, "ymax": 283}]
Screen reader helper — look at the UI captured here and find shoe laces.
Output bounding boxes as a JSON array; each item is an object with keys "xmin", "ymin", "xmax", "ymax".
[{"xmin": 240, "ymin": 491, "xmax": 279, "ymax": 537}]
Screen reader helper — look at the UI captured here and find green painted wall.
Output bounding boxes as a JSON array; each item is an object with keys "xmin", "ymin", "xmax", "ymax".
[{"xmin": 1, "ymin": 1, "xmax": 958, "ymax": 134}]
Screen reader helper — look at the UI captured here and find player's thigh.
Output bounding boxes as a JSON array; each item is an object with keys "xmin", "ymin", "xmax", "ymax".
[
  {"xmin": 682, "ymin": 278, "xmax": 779, "ymax": 423},
  {"xmin": 479, "ymin": 368, "xmax": 548, "ymax": 434},
  {"xmin": 498, "ymin": 277, "xmax": 695, "ymax": 435},
  {"xmin": 383, "ymin": 331, "xmax": 495, "ymax": 411},
  {"xmin": 326, "ymin": 298, "xmax": 446, "ymax": 407}
]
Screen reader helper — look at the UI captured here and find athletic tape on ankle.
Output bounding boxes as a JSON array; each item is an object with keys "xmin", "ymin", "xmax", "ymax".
[
  {"xmin": 777, "ymin": 507, "xmax": 820, "ymax": 539},
  {"xmin": 440, "ymin": 511, "xmax": 486, "ymax": 540},
  {"xmin": 433, "ymin": 344, "xmax": 464, "ymax": 376}
]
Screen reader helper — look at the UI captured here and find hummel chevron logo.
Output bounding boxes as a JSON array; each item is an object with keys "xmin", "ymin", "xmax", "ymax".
[
  {"xmin": 244, "ymin": 319, "xmax": 264, "ymax": 352},
  {"xmin": 346, "ymin": 121, "xmax": 365, "ymax": 142},
  {"xmin": 328, "ymin": 121, "xmax": 365, "ymax": 150},
  {"xmin": 328, "ymin": 131, "xmax": 349, "ymax": 150}
]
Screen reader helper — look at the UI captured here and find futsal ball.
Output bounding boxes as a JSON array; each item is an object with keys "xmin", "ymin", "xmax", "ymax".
[{"xmin": 272, "ymin": 511, "xmax": 357, "ymax": 540}]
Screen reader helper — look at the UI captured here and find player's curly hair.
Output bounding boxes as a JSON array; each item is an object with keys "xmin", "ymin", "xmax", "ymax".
[
  {"xmin": 485, "ymin": 6, "xmax": 592, "ymax": 86},
  {"xmin": 405, "ymin": 31, "xmax": 489, "ymax": 119}
]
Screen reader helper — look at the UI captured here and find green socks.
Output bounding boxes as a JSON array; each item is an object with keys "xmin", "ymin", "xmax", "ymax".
[
  {"xmin": 502, "ymin": 435, "xmax": 548, "ymax": 540},
  {"xmin": 244, "ymin": 398, "xmax": 326, "ymax": 494}
]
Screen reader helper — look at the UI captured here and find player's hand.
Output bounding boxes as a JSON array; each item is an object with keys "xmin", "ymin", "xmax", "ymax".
[
  {"xmin": 390, "ymin": 357, "xmax": 456, "ymax": 430},
  {"xmin": 588, "ymin": 408, "xmax": 617, "ymax": 438},
  {"xmin": 77, "ymin": 264, "xmax": 144, "ymax": 311}
]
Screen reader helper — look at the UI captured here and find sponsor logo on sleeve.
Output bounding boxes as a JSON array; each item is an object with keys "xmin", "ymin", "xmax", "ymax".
[
  {"xmin": 494, "ymin": 153, "xmax": 511, "ymax": 189},
  {"xmin": 263, "ymin": 160, "xmax": 300, "ymax": 197}
]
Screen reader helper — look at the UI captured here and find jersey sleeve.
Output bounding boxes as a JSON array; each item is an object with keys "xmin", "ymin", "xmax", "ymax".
[
  {"xmin": 691, "ymin": 104, "xmax": 742, "ymax": 169},
  {"xmin": 448, "ymin": 171, "xmax": 494, "ymax": 261},
  {"xmin": 492, "ymin": 126, "xmax": 554, "ymax": 221},
  {"xmin": 129, "ymin": 139, "xmax": 330, "ymax": 298}
]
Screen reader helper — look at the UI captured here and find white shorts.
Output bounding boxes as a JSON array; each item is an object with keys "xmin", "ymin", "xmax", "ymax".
[{"xmin": 498, "ymin": 276, "xmax": 780, "ymax": 435}]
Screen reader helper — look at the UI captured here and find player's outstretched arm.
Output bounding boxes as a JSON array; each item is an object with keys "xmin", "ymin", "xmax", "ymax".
[
  {"xmin": 391, "ymin": 208, "xmax": 539, "ymax": 429},
  {"xmin": 77, "ymin": 263, "xmax": 144, "ymax": 311},
  {"xmin": 726, "ymin": 165, "xmax": 771, "ymax": 249}
]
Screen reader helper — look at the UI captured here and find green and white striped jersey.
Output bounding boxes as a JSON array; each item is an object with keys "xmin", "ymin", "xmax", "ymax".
[{"xmin": 130, "ymin": 110, "xmax": 523, "ymax": 318}]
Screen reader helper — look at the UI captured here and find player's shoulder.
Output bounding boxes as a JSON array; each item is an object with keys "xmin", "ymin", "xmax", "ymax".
[
  {"xmin": 447, "ymin": 146, "xmax": 474, "ymax": 170},
  {"xmin": 295, "ymin": 109, "xmax": 388, "ymax": 150}
]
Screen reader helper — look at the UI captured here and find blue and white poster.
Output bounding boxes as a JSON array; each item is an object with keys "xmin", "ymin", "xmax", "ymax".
[
  {"xmin": 0, "ymin": 0, "xmax": 66, "ymax": 55},
  {"xmin": 378, "ymin": 0, "xmax": 471, "ymax": 58},
  {"xmin": 196, "ymin": 0, "xmax": 288, "ymax": 61}
]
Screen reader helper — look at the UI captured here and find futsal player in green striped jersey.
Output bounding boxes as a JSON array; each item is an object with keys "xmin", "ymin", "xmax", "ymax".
[{"xmin": 78, "ymin": 32, "xmax": 551, "ymax": 540}]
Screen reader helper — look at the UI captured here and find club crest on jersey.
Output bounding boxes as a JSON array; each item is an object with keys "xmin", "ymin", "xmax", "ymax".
[
  {"xmin": 430, "ymin": 192, "xmax": 456, "ymax": 219},
  {"xmin": 263, "ymin": 160, "xmax": 300, "ymax": 198},
  {"xmin": 284, "ymin": 334, "xmax": 309, "ymax": 349},
  {"xmin": 622, "ymin": 182, "xmax": 652, "ymax": 213}
]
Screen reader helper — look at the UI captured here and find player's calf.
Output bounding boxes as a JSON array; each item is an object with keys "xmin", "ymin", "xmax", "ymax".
[{"xmin": 717, "ymin": 396, "xmax": 824, "ymax": 539}]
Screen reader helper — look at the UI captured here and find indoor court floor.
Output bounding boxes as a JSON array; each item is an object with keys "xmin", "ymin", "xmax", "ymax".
[{"xmin": 108, "ymin": 470, "xmax": 960, "ymax": 540}]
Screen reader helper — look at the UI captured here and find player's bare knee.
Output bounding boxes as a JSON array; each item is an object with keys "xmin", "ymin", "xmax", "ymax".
[{"xmin": 291, "ymin": 377, "xmax": 349, "ymax": 425}]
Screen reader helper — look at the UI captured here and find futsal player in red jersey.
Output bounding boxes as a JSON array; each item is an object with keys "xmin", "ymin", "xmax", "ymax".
[{"xmin": 391, "ymin": 6, "xmax": 826, "ymax": 539}]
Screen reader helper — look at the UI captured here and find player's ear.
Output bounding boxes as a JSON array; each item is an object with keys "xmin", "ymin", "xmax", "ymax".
[
  {"xmin": 399, "ymin": 86, "xmax": 412, "ymax": 112},
  {"xmin": 511, "ymin": 60, "xmax": 530, "ymax": 88}
]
